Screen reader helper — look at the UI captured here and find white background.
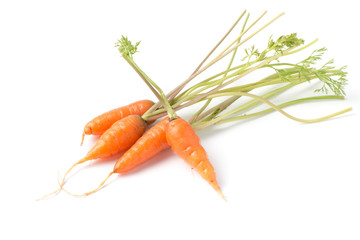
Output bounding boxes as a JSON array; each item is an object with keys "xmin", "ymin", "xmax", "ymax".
[{"xmin": 1, "ymin": 0, "xmax": 359, "ymax": 239}]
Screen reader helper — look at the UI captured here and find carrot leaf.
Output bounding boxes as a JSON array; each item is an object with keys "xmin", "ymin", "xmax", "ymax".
[{"xmin": 115, "ymin": 35, "xmax": 140, "ymax": 58}]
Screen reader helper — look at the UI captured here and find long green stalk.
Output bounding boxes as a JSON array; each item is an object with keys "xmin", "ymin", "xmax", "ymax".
[
  {"xmin": 117, "ymin": 37, "xmax": 177, "ymax": 120},
  {"xmin": 146, "ymin": 10, "xmax": 248, "ymax": 115},
  {"xmin": 190, "ymin": 13, "xmax": 251, "ymax": 123},
  {"xmin": 192, "ymin": 91, "xmax": 351, "ymax": 129},
  {"xmin": 171, "ymin": 38, "xmax": 318, "ymax": 106},
  {"xmin": 195, "ymin": 82, "xmax": 297, "ymax": 124},
  {"xmin": 116, "ymin": 13, "xmax": 349, "ymax": 127},
  {"xmin": 193, "ymin": 95, "xmax": 347, "ymax": 130}
]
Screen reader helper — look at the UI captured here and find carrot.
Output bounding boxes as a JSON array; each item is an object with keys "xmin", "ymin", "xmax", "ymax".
[
  {"xmin": 81, "ymin": 99, "xmax": 154, "ymax": 145},
  {"xmin": 165, "ymin": 118, "xmax": 225, "ymax": 199},
  {"xmin": 116, "ymin": 37, "xmax": 225, "ymax": 198},
  {"xmin": 84, "ymin": 115, "xmax": 147, "ymax": 158},
  {"xmin": 37, "ymin": 114, "xmax": 147, "ymax": 200},
  {"xmin": 114, "ymin": 117, "xmax": 170, "ymax": 173},
  {"xmin": 60, "ymin": 117, "xmax": 170, "ymax": 197}
]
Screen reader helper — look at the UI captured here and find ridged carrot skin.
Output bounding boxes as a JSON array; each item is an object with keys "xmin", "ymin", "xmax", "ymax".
[
  {"xmin": 81, "ymin": 115, "xmax": 147, "ymax": 163},
  {"xmin": 83, "ymin": 99, "xmax": 154, "ymax": 136},
  {"xmin": 165, "ymin": 118, "xmax": 224, "ymax": 198},
  {"xmin": 114, "ymin": 117, "xmax": 170, "ymax": 173}
]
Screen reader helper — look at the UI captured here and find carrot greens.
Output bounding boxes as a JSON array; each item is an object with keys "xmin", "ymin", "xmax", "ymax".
[{"xmin": 115, "ymin": 11, "xmax": 350, "ymax": 129}]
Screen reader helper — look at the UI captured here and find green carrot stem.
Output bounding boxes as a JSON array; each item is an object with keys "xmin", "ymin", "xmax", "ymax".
[
  {"xmin": 193, "ymin": 82, "xmax": 296, "ymax": 125},
  {"xmin": 213, "ymin": 95, "xmax": 346, "ymax": 125},
  {"xmin": 192, "ymin": 91, "xmax": 352, "ymax": 129},
  {"xmin": 145, "ymin": 11, "xmax": 247, "ymax": 115},
  {"xmin": 145, "ymin": 11, "xmax": 280, "ymax": 117},
  {"xmin": 172, "ymin": 47, "xmax": 295, "ymax": 110},
  {"xmin": 223, "ymin": 13, "xmax": 250, "ymax": 79},
  {"xmin": 192, "ymin": 13, "xmax": 251, "ymax": 122},
  {"xmin": 179, "ymin": 11, "xmax": 276, "ymax": 90},
  {"xmin": 123, "ymin": 55, "xmax": 177, "ymax": 120},
  {"xmin": 173, "ymin": 39, "xmax": 318, "ymax": 104},
  {"xmin": 188, "ymin": 99, "xmax": 212, "ymax": 124},
  {"xmin": 196, "ymin": 95, "xmax": 242, "ymax": 123},
  {"xmin": 123, "ymin": 57, "xmax": 161, "ymax": 101},
  {"xmin": 147, "ymin": 72, "xmax": 303, "ymax": 122},
  {"xmin": 190, "ymin": 10, "xmax": 247, "ymax": 77}
]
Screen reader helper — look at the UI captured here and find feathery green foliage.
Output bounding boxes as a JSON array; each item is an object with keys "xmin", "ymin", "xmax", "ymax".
[
  {"xmin": 114, "ymin": 12, "xmax": 350, "ymax": 127},
  {"xmin": 115, "ymin": 35, "xmax": 140, "ymax": 58}
]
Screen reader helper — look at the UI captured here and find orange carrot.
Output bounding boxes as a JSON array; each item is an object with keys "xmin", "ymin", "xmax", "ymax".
[
  {"xmin": 114, "ymin": 117, "xmax": 170, "ymax": 173},
  {"xmin": 83, "ymin": 115, "xmax": 147, "ymax": 159},
  {"xmin": 60, "ymin": 117, "xmax": 170, "ymax": 197},
  {"xmin": 59, "ymin": 117, "xmax": 224, "ymax": 198},
  {"xmin": 81, "ymin": 99, "xmax": 154, "ymax": 145},
  {"xmin": 37, "ymin": 114, "xmax": 147, "ymax": 200},
  {"xmin": 165, "ymin": 118, "xmax": 224, "ymax": 199}
]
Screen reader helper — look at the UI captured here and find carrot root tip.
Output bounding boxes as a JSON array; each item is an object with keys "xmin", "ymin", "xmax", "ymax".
[
  {"xmin": 217, "ymin": 190, "xmax": 226, "ymax": 201},
  {"xmin": 35, "ymin": 188, "xmax": 61, "ymax": 201},
  {"xmin": 36, "ymin": 171, "xmax": 63, "ymax": 201},
  {"xmin": 81, "ymin": 127, "xmax": 92, "ymax": 146},
  {"xmin": 80, "ymin": 132, "xmax": 85, "ymax": 146}
]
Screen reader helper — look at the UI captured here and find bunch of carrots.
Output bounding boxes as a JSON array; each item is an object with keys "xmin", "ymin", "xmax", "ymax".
[{"xmin": 39, "ymin": 11, "xmax": 351, "ymax": 200}]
